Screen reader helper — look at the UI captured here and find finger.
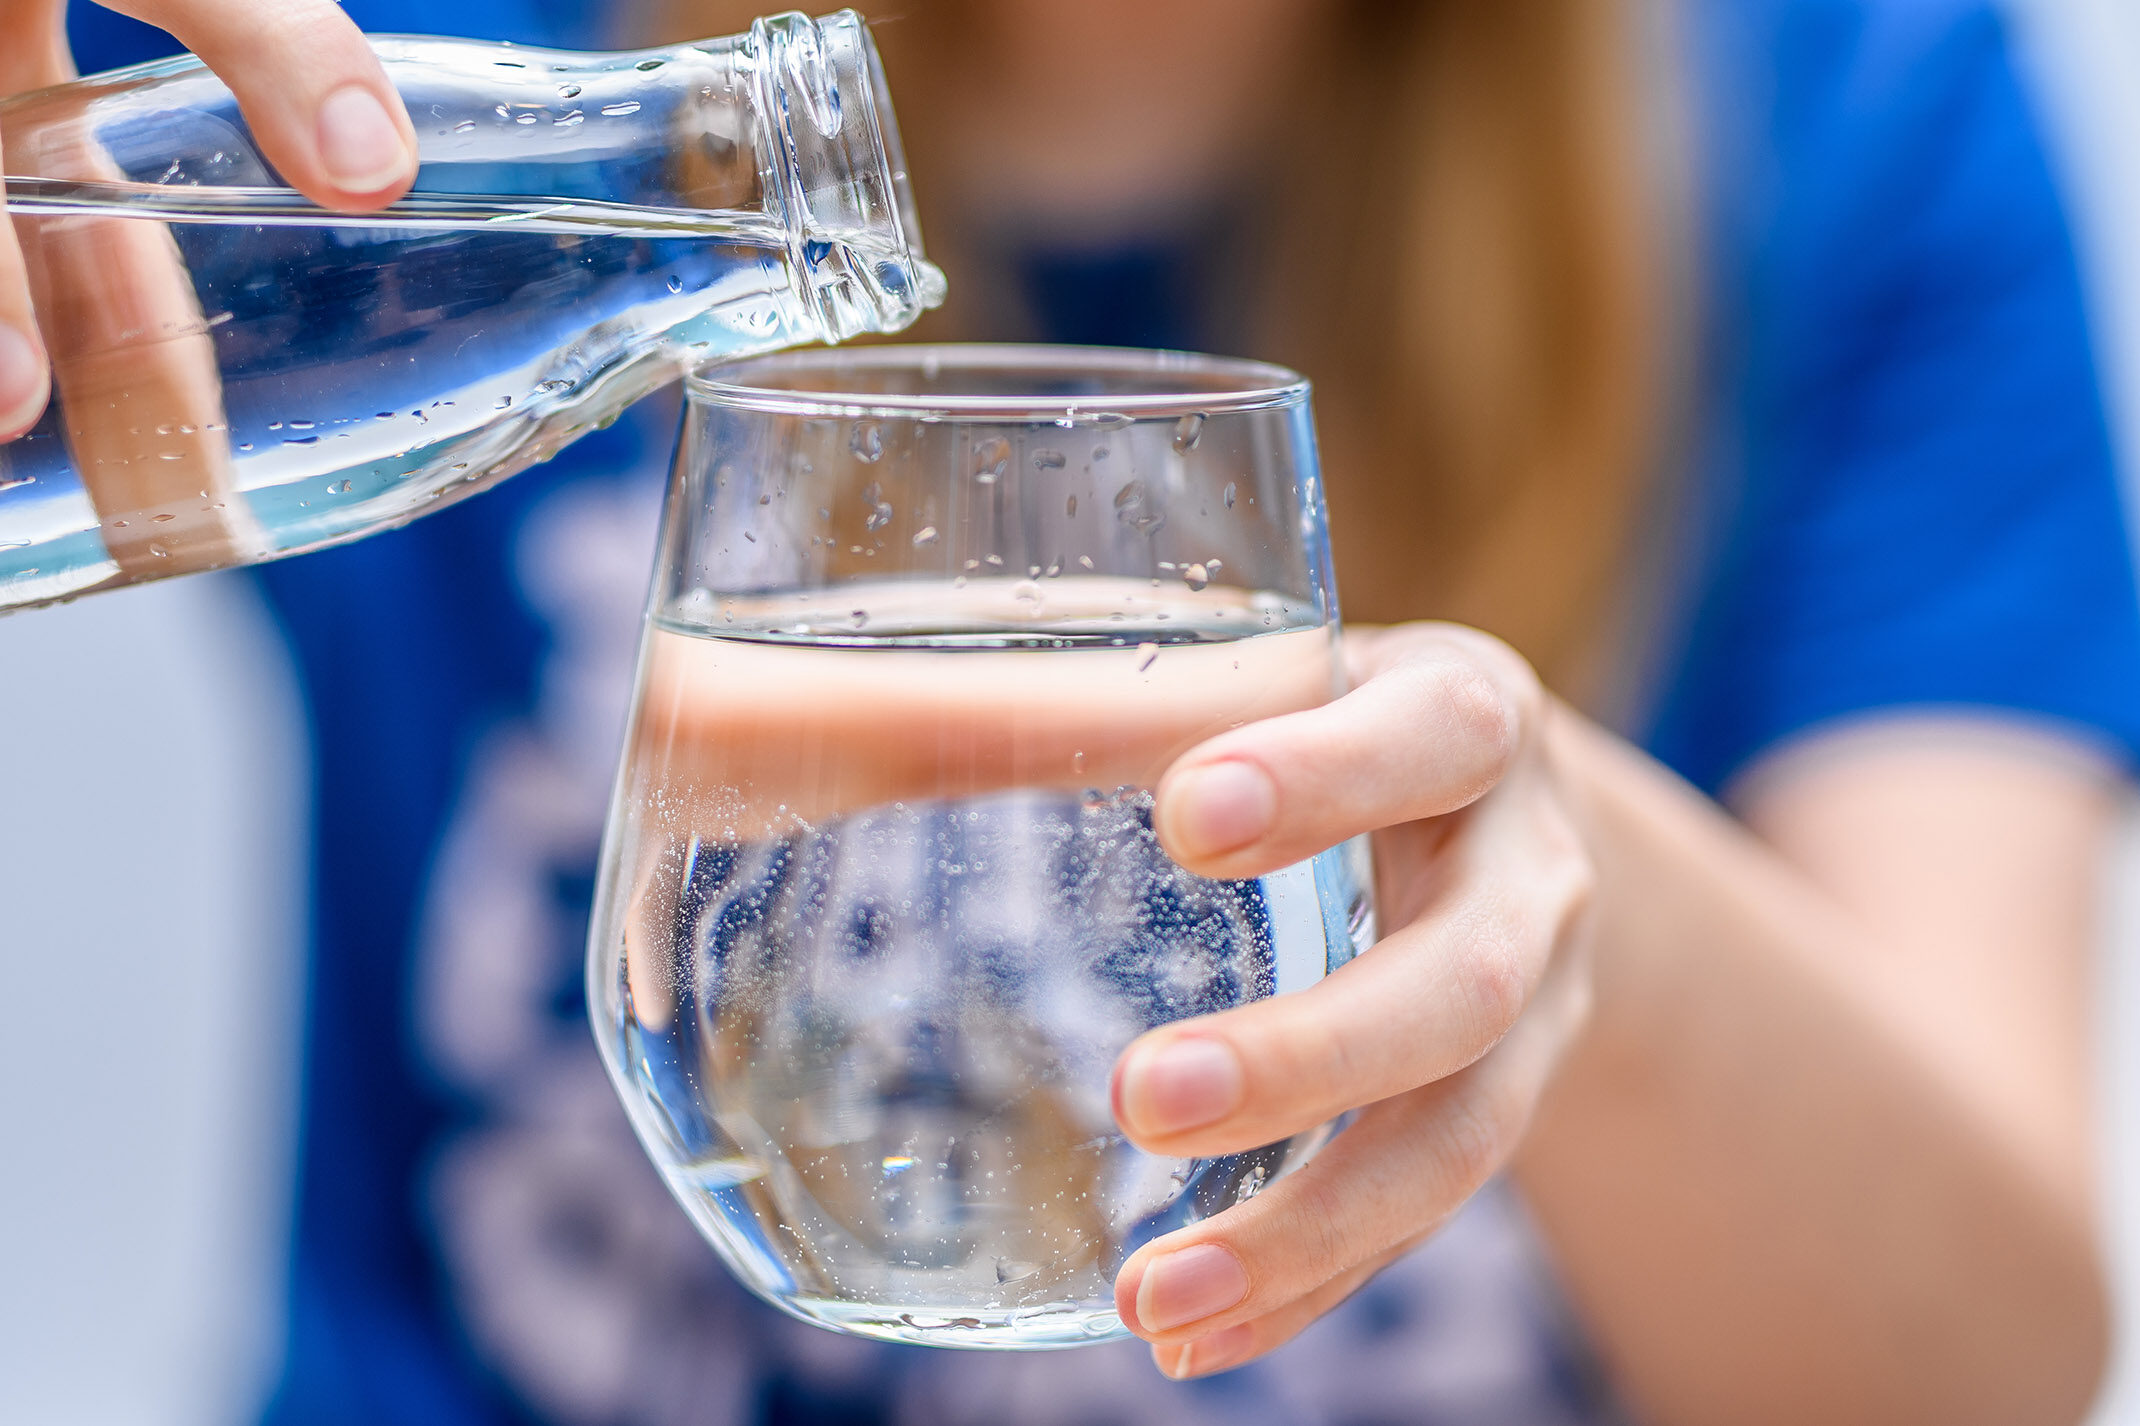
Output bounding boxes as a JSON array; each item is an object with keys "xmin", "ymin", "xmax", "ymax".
[
  {"xmin": 0, "ymin": 152, "xmax": 53, "ymax": 438},
  {"xmin": 1113, "ymin": 953, "xmax": 1588, "ymax": 1350},
  {"xmin": 1152, "ymin": 623, "xmax": 1541, "ymax": 881},
  {"xmin": 0, "ymin": 2, "xmax": 66, "ymax": 437},
  {"xmin": 111, "ymin": 0, "xmax": 418, "ymax": 206},
  {"xmin": 1111, "ymin": 806, "xmax": 1591, "ymax": 1155},
  {"xmin": 1150, "ymin": 1234, "xmax": 1426, "ymax": 1379}
]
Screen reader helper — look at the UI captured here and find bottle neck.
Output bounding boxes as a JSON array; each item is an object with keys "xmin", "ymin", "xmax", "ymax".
[{"xmin": 733, "ymin": 12, "xmax": 939, "ymax": 343}]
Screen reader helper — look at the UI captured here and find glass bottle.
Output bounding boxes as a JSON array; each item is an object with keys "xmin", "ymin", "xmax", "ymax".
[{"xmin": 0, "ymin": 10, "xmax": 938, "ymax": 611}]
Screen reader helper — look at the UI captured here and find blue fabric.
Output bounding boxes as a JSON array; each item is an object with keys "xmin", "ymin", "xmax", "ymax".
[
  {"xmin": 1644, "ymin": 0, "xmax": 2140, "ymax": 790},
  {"xmin": 59, "ymin": 0, "xmax": 2140, "ymax": 1422}
]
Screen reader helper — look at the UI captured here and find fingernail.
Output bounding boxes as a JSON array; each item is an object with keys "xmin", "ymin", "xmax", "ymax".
[
  {"xmin": 0, "ymin": 324, "xmax": 50, "ymax": 435},
  {"xmin": 1118, "ymin": 1036, "xmax": 1243, "ymax": 1137},
  {"xmin": 1136, "ymin": 1243, "xmax": 1249, "ymax": 1333},
  {"xmin": 316, "ymin": 85, "xmax": 412, "ymax": 191},
  {"xmin": 1161, "ymin": 1323, "xmax": 1257, "ymax": 1379},
  {"xmin": 1164, "ymin": 760, "xmax": 1276, "ymax": 859}
]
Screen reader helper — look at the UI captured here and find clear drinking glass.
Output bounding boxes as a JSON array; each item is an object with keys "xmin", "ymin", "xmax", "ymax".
[{"xmin": 587, "ymin": 345, "xmax": 1375, "ymax": 1348}]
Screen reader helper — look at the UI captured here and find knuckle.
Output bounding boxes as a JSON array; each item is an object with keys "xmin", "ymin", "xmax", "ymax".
[
  {"xmin": 1289, "ymin": 1173, "xmax": 1360, "ymax": 1287},
  {"xmin": 1455, "ymin": 893, "xmax": 1533, "ymax": 1049},
  {"xmin": 1428, "ymin": 1092, "xmax": 1511, "ymax": 1196}
]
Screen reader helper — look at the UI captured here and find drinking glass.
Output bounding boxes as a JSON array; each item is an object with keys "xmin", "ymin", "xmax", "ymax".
[{"xmin": 587, "ymin": 345, "xmax": 1374, "ymax": 1348}]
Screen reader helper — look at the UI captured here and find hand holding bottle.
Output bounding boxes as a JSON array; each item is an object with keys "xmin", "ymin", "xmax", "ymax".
[{"xmin": 0, "ymin": 0, "xmax": 420, "ymax": 440}]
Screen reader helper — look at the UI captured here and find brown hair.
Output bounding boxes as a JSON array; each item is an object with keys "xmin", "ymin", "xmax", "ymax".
[{"xmin": 652, "ymin": 0, "xmax": 1674, "ymax": 693}]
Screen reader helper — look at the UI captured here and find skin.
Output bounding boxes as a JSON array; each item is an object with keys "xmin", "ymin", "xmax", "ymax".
[{"xmin": 4, "ymin": 1, "xmax": 2115, "ymax": 1419}]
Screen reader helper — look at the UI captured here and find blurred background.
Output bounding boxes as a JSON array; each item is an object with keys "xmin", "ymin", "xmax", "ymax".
[{"xmin": 4, "ymin": 0, "xmax": 2140, "ymax": 1421}]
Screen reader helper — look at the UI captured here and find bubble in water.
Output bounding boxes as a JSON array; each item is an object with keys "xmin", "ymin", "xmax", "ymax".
[
  {"xmin": 331, "ymin": 479, "xmax": 354, "ymax": 495},
  {"xmin": 495, "ymin": 395, "xmax": 514, "ymax": 410},
  {"xmin": 851, "ymin": 422, "xmax": 884, "ymax": 463},
  {"xmin": 1065, "ymin": 494, "xmax": 1078, "ymax": 518},
  {"xmin": 1113, "ymin": 480, "xmax": 1165, "ymax": 536},
  {"xmin": 493, "ymin": 104, "xmax": 511, "ymax": 119},
  {"xmin": 1183, "ymin": 562, "xmax": 1210, "ymax": 592},
  {"xmin": 972, "ymin": 436, "xmax": 1010, "ymax": 485},
  {"xmin": 452, "ymin": 119, "xmax": 476, "ymax": 134},
  {"xmin": 666, "ymin": 275, "xmax": 684, "ymax": 294},
  {"xmin": 557, "ymin": 82, "xmax": 582, "ymax": 98},
  {"xmin": 1224, "ymin": 481, "xmax": 1237, "ymax": 509},
  {"xmin": 151, "ymin": 513, "xmax": 176, "ymax": 523},
  {"xmin": 850, "ymin": 609, "xmax": 870, "ymax": 629},
  {"xmin": 148, "ymin": 543, "xmax": 169, "ymax": 559},
  {"xmin": 635, "ymin": 57, "xmax": 665, "ymax": 71},
  {"xmin": 1235, "ymin": 1163, "xmax": 1271, "ymax": 1203},
  {"xmin": 911, "ymin": 526, "xmax": 939, "ymax": 547},
  {"xmin": 1032, "ymin": 449, "xmax": 1067, "ymax": 471},
  {"xmin": 1013, "ymin": 581, "xmax": 1044, "ymax": 611},
  {"xmin": 994, "ymin": 1259, "xmax": 1040, "ymax": 1284},
  {"xmin": 1090, "ymin": 412, "xmax": 1133, "ymax": 431},
  {"xmin": 514, "ymin": 111, "xmax": 538, "ymax": 125},
  {"xmin": 601, "ymin": 100, "xmax": 643, "ymax": 117},
  {"xmin": 536, "ymin": 379, "xmax": 571, "ymax": 395},
  {"xmin": 1173, "ymin": 412, "xmax": 1207, "ymax": 453},
  {"xmin": 554, "ymin": 111, "xmax": 584, "ymax": 127},
  {"xmin": 1137, "ymin": 643, "xmax": 1159, "ymax": 672}
]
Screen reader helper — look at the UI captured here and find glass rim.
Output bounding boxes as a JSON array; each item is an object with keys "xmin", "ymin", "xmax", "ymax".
[{"xmin": 684, "ymin": 343, "xmax": 1311, "ymax": 421}]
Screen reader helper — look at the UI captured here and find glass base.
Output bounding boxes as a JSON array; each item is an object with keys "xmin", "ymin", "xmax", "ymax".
[{"xmin": 770, "ymin": 1294, "xmax": 1128, "ymax": 1350}]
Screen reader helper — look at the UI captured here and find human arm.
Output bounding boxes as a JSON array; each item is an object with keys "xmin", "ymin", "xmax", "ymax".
[{"xmin": 1109, "ymin": 624, "xmax": 2113, "ymax": 1424}]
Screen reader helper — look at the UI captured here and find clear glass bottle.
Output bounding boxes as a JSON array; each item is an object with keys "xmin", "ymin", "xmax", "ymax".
[{"xmin": 0, "ymin": 10, "xmax": 939, "ymax": 610}]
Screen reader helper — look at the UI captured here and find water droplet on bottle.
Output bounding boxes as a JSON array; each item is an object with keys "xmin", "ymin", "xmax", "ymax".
[
  {"xmin": 849, "ymin": 609, "xmax": 870, "ymax": 629},
  {"xmin": 1013, "ymin": 581, "xmax": 1044, "ymax": 610},
  {"xmin": 1173, "ymin": 412, "xmax": 1206, "ymax": 453},
  {"xmin": 1224, "ymin": 481, "xmax": 1237, "ymax": 509},
  {"xmin": 557, "ymin": 82, "xmax": 582, "ymax": 99},
  {"xmin": 1137, "ymin": 643, "xmax": 1159, "ymax": 672},
  {"xmin": 1090, "ymin": 411, "xmax": 1133, "ymax": 431},
  {"xmin": 1183, "ymin": 562, "xmax": 1210, "ymax": 592},
  {"xmin": 850, "ymin": 422, "xmax": 883, "ymax": 463},
  {"xmin": 148, "ymin": 543, "xmax": 169, "ymax": 559},
  {"xmin": 865, "ymin": 502, "xmax": 893, "ymax": 533},
  {"xmin": 1032, "ymin": 448, "xmax": 1067, "ymax": 471},
  {"xmin": 601, "ymin": 100, "xmax": 643, "ymax": 117},
  {"xmin": 1078, "ymin": 554, "xmax": 1095, "ymax": 570},
  {"xmin": 331, "ymin": 479, "xmax": 354, "ymax": 495},
  {"xmin": 911, "ymin": 526, "xmax": 939, "ymax": 546},
  {"xmin": 495, "ymin": 395, "xmax": 514, "ymax": 410}
]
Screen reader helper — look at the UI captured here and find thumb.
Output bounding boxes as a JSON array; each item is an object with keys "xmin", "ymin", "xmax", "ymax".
[{"xmin": 108, "ymin": 0, "xmax": 419, "ymax": 206}]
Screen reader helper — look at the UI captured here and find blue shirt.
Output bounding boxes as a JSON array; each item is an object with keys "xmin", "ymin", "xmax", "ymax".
[{"xmin": 67, "ymin": 1, "xmax": 2140, "ymax": 1423}]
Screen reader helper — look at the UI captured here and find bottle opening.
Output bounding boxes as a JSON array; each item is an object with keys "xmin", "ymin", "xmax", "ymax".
[{"xmin": 749, "ymin": 11, "xmax": 942, "ymax": 341}]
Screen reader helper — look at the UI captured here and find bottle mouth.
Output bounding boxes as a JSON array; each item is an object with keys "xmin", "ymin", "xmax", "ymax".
[{"xmin": 750, "ymin": 11, "xmax": 941, "ymax": 341}]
